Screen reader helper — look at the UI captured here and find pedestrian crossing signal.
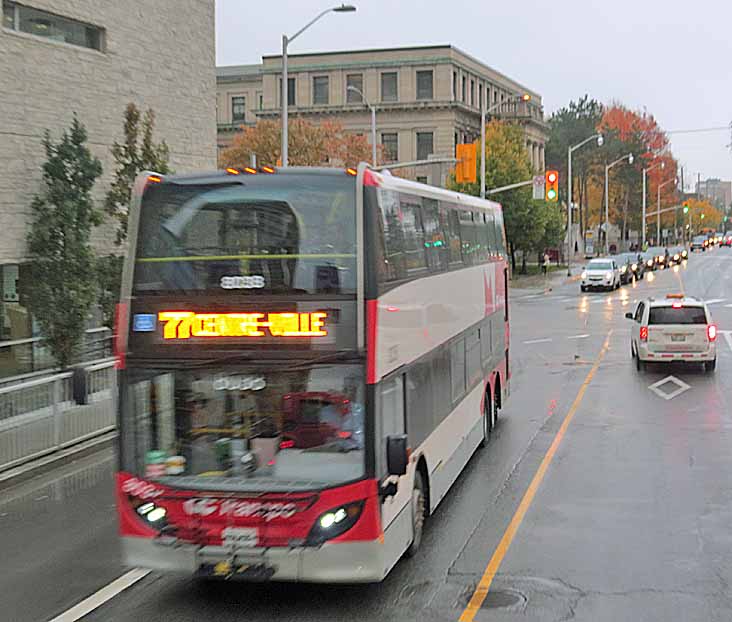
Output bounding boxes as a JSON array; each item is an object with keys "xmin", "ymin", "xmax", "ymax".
[
  {"xmin": 545, "ymin": 170, "xmax": 559, "ymax": 202},
  {"xmin": 455, "ymin": 143, "xmax": 477, "ymax": 184}
]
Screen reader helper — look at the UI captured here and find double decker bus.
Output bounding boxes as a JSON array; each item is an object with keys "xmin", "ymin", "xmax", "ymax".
[{"xmin": 115, "ymin": 163, "xmax": 509, "ymax": 582}]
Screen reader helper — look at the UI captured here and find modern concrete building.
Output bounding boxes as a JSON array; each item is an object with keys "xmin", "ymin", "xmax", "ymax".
[
  {"xmin": 216, "ymin": 45, "xmax": 548, "ymax": 184},
  {"xmin": 696, "ymin": 178, "xmax": 732, "ymax": 213},
  {"xmin": 0, "ymin": 0, "xmax": 216, "ymax": 353}
]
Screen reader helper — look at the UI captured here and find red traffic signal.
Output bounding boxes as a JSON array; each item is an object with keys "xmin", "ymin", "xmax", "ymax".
[{"xmin": 545, "ymin": 170, "xmax": 559, "ymax": 202}]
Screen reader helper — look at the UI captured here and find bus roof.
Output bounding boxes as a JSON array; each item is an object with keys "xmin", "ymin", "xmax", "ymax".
[{"xmin": 142, "ymin": 166, "xmax": 503, "ymax": 215}]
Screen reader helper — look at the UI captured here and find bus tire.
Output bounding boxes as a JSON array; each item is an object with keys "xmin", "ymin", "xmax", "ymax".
[
  {"xmin": 405, "ymin": 470, "xmax": 426, "ymax": 558},
  {"xmin": 480, "ymin": 391, "xmax": 492, "ymax": 447}
]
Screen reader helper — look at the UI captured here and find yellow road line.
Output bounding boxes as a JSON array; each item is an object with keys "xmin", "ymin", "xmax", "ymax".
[{"xmin": 458, "ymin": 330, "xmax": 613, "ymax": 622}]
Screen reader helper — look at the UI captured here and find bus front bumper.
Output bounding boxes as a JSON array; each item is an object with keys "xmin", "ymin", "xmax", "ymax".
[{"xmin": 122, "ymin": 535, "xmax": 385, "ymax": 583}]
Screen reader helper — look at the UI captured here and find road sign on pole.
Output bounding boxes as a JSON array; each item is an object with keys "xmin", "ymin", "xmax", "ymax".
[
  {"xmin": 532, "ymin": 175, "xmax": 545, "ymax": 200},
  {"xmin": 455, "ymin": 143, "xmax": 477, "ymax": 184}
]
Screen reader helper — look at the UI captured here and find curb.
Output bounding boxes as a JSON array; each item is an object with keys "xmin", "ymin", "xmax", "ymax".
[{"xmin": 0, "ymin": 431, "xmax": 117, "ymax": 491}]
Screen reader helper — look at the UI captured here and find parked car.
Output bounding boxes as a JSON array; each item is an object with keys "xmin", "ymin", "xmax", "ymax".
[{"xmin": 581, "ymin": 258, "xmax": 621, "ymax": 292}]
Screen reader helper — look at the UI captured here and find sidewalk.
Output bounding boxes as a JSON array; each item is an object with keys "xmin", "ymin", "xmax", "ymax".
[{"xmin": 511, "ymin": 269, "xmax": 580, "ymax": 297}]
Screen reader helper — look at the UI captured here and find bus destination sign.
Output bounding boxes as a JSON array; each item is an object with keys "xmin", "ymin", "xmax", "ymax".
[{"xmin": 156, "ymin": 311, "xmax": 329, "ymax": 340}]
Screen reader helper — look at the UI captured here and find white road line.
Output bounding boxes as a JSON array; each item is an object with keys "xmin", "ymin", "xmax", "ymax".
[
  {"xmin": 705, "ymin": 299, "xmax": 726, "ymax": 305},
  {"xmin": 48, "ymin": 568, "xmax": 150, "ymax": 622},
  {"xmin": 523, "ymin": 338, "xmax": 553, "ymax": 344},
  {"xmin": 719, "ymin": 330, "xmax": 732, "ymax": 354},
  {"xmin": 567, "ymin": 334, "xmax": 590, "ymax": 340},
  {"xmin": 724, "ymin": 303, "xmax": 732, "ymax": 308}
]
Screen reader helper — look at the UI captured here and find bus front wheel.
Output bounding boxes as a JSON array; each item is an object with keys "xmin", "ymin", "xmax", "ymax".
[{"xmin": 405, "ymin": 471, "xmax": 426, "ymax": 557}]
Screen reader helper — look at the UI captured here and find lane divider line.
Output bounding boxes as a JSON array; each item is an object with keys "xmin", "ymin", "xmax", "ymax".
[
  {"xmin": 567, "ymin": 334, "xmax": 590, "ymax": 340},
  {"xmin": 718, "ymin": 330, "xmax": 732, "ymax": 355},
  {"xmin": 47, "ymin": 568, "xmax": 150, "ymax": 622},
  {"xmin": 522, "ymin": 338, "xmax": 552, "ymax": 345},
  {"xmin": 458, "ymin": 331, "xmax": 613, "ymax": 622}
]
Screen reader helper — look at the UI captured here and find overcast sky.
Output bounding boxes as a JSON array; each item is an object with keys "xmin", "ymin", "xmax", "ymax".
[{"xmin": 216, "ymin": 0, "xmax": 731, "ymax": 186}]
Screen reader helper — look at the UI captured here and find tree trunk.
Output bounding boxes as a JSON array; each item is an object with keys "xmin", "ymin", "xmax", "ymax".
[
  {"xmin": 510, "ymin": 242, "xmax": 517, "ymax": 273},
  {"xmin": 520, "ymin": 251, "xmax": 527, "ymax": 275}
]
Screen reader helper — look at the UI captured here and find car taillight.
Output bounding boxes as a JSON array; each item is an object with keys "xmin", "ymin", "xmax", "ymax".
[
  {"xmin": 708, "ymin": 324, "xmax": 717, "ymax": 342},
  {"xmin": 640, "ymin": 326, "xmax": 648, "ymax": 342}
]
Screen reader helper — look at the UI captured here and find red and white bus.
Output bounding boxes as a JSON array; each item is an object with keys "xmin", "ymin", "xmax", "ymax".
[{"xmin": 115, "ymin": 163, "xmax": 509, "ymax": 582}]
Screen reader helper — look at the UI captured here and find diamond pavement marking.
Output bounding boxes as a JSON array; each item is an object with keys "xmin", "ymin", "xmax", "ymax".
[{"xmin": 648, "ymin": 375, "xmax": 691, "ymax": 401}]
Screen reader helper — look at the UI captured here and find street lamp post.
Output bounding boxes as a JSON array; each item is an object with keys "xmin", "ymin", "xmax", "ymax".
[
  {"xmin": 281, "ymin": 4, "xmax": 356, "ymax": 167},
  {"xmin": 567, "ymin": 133, "xmax": 603, "ymax": 275},
  {"xmin": 657, "ymin": 176, "xmax": 677, "ymax": 244},
  {"xmin": 604, "ymin": 153, "xmax": 634, "ymax": 254},
  {"xmin": 480, "ymin": 93, "xmax": 531, "ymax": 199},
  {"xmin": 346, "ymin": 85, "xmax": 376, "ymax": 166},
  {"xmin": 642, "ymin": 160, "xmax": 665, "ymax": 247}
]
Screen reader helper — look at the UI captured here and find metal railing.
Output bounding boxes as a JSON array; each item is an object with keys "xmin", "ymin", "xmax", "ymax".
[
  {"xmin": 0, "ymin": 359, "xmax": 116, "ymax": 473},
  {"xmin": 0, "ymin": 327, "xmax": 112, "ymax": 380}
]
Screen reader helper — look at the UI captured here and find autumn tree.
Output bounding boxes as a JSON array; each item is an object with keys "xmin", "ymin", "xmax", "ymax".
[
  {"xmin": 597, "ymin": 104, "xmax": 678, "ymax": 246},
  {"xmin": 686, "ymin": 198, "xmax": 722, "ymax": 231},
  {"xmin": 449, "ymin": 120, "xmax": 555, "ymax": 273},
  {"xmin": 26, "ymin": 116, "xmax": 103, "ymax": 369},
  {"xmin": 97, "ymin": 103, "xmax": 171, "ymax": 327},
  {"xmin": 219, "ymin": 119, "xmax": 379, "ymax": 169}
]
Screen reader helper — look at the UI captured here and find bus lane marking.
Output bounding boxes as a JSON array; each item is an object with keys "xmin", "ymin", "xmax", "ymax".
[
  {"xmin": 458, "ymin": 330, "xmax": 612, "ymax": 622},
  {"xmin": 48, "ymin": 568, "xmax": 150, "ymax": 622}
]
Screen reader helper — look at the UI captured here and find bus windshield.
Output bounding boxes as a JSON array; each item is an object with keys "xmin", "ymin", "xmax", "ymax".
[
  {"xmin": 120, "ymin": 364, "xmax": 365, "ymax": 492},
  {"xmin": 133, "ymin": 173, "xmax": 356, "ymax": 296}
]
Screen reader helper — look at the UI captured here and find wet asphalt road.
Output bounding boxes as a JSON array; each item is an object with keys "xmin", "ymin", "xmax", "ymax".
[{"xmin": 3, "ymin": 248, "xmax": 732, "ymax": 622}]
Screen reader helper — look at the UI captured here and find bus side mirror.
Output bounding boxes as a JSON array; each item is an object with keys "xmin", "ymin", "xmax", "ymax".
[
  {"xmin": 386, "ymin": 435, "xmax": 408, "ymax": 476},
  {"xmin": 625, "ymin": 312, "xmax": 634, "ymax": 320}
]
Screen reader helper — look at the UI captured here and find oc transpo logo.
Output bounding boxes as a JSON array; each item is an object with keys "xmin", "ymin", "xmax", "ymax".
[{"xmin": 183, "ymin": 498, "xmax": 298, "ymax": 521}]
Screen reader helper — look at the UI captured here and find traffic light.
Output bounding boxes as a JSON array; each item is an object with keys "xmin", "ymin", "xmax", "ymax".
[
  {"xmin": 701, "ymin": 213, "xmax": 705, "ymax": 220},
  {"xmin": 683, "ymin": 201, "xmax": 689, "ymax": 214},
  {"xmin": 545, "ymin": 170, "xmax": 559, "ymax": 202}
]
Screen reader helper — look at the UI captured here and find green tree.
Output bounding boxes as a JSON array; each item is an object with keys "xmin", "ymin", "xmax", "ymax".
[
  {"xmin": 97, "ymin": 103, "xmax": 170, "ymax": 327},
  {"xmin": 449, "ymin": 120, "xmax": 541, "ymax": 273},
  {"xmin": 26, "ymin": 116, "xmax": 103, "ymax": 369},
  {"xmin": 545, "ymin": 96, "xmax": 604, "ymax": 238}
]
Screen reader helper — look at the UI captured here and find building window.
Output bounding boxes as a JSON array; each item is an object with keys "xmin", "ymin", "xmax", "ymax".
[
  {"xmin": 231, "ymin": 96, "xmax": 246, "ymax": 122},
  {"xmin": 381, "ymin": 72, "xmax": 398, "ymax": 102},
  {"xmin": 478, "ymin": 84, "xmax": 483, "ymax": 110},
  {"xmin": 454, "ymin": 132, "xmax": 459, "ymax": 155},
  {"xmin": 470, "ymin": 79, "xmax": 475, "ymax": 107},
  {"xmin": 416, "ymin": 132, "xmax": 433, "ymax": 161},
  {"xmin": 257, "ymin": 92, "xmax": 263, "ymax": 110},
  {"xmin": 416, "ymin": 70, "xmax": 433, "ymax": 100},
  {"xmin": 3, "ymin": 1, "xmax": 104, "ymax": 51},
  {"xmin": 278, "ymin": 77, "xmax": 296, "ymax": 106},
  {"xmin": 313, "ymin": 76, "xmax": 329, "ymax": 105},
  {"xmin": 381, "ymin": 132, "xmax": 398, "ymax": 162},
  {"xmin": 346, "ymin": 74, "xmax": 363, "ymax": 103},
  {"xmin": 461, "ymin": 76, "xmax": 466, "ymax": 102},
  {"xmin": 416, "ymin": 176, "xmax": 428, "ymax": 184},
  {"xmin": 452, "ymin": 71, "xmax": 458, "ymax": 101}
]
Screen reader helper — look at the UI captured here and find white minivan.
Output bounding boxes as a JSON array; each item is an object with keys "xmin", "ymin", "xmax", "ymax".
[{"xmin": 626, "ymin": 295, "xmax": 717, "ymax": 372}]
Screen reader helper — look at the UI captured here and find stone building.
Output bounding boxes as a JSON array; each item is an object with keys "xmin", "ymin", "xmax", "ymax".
[
  {"xmin": 217, "ymin": 45, "xmax": 548, "ymax": 184},
  {"xmin": 0, "ymin": 0, "xmax": 216, "ymax": 354}
]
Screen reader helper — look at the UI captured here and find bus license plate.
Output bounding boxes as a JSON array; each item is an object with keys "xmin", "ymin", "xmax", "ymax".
[
  {"xmin": 671, "ymin": 335, "xmax": 686, "ymax": 342},
  {"xmin": 222, "ymin": 527, "xmax": 258, "ymax": 548}
]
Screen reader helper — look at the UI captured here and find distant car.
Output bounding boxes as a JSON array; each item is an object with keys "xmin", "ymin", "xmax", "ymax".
[
  {"xmin": 723, "ymin": 232, "xmax": 732, "ymax": 247},
  {"xmin": 669, "ymin": 246, "xmax": 688, "ymax": 264},
  {"xmin": 691, "ymin": 235, "xmax": 708, "ymax": 252},
  {"xmin": 640, "ymin": 251, "xmax": 657, "ymax": 271},
  {"xmin": 715, "ymin": 232, "xmax": 725, "ymax": 245},
  {"xmin": 581, "ymin": 258, "xmax": 621, "ymax": 292},
  {"xmin": 627, "ymin": 294, "xmax": 717, "ymax": 372},
  {"xmin": 647, "ymin": 246, "xmax": 669, "ymax": 269},
  {"xmin": 616, "ymin": 253, "xmax": 644, "ymax": 283}
]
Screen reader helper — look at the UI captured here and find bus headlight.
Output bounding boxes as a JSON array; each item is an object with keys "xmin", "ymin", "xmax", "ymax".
[
  {"xmin": 306, "ymin": 501, "xmax": 364, "ymax": 545},
  {"xmin": 133, "ymin": 499, "xmax": 168, "ymax": 529}
]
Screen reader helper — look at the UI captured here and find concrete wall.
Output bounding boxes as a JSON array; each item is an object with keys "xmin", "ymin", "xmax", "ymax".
[{"xmin": 0, "ymin": 0, "xmax": 217, "ymax": 264}]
